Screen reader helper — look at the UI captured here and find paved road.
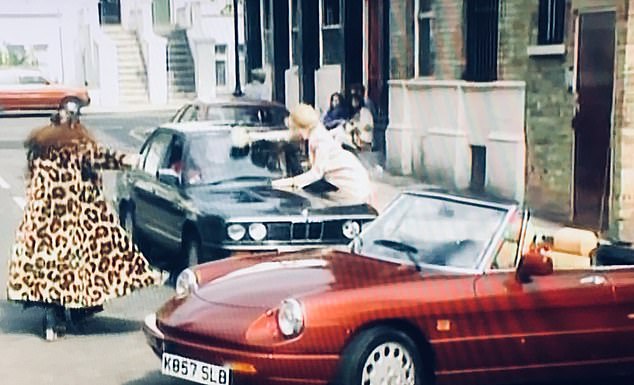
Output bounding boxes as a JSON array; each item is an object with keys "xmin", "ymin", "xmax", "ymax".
[{"xmin": 0, "ymin": 111, "xmax": 192, "ymax": 385}]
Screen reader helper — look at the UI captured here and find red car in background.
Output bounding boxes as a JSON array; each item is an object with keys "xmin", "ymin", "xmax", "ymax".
[
  {"xmin": 143, "ymin": 189, "xmax": 634, "ymax": 385},
  {"xmin": 0, "ymin": 67, "xmax": 90, "ymax": 112}
]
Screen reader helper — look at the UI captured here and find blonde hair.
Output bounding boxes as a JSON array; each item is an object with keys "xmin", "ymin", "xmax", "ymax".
[{"xmin": 287, "ymin": 103, "xmax": 320, "ymax": 133}]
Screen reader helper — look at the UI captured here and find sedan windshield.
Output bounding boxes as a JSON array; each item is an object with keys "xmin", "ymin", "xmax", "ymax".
[
  {"xmin": 358, "ymin": 194, "xmax": 508, "ymax": 269},
  {"xmin": 183, "ymin": 132, "xmax": 306, "ymax": 185}
]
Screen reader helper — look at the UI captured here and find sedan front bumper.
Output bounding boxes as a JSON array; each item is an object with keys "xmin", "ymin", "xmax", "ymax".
[{"xmin": 143, "ymin": 313, "xmax": 339, "ymax": 385}]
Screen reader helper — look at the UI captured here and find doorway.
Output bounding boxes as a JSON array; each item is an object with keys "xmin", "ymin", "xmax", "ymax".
[
  {"xmin": 344, "ymin": 0, "xmax": 363, "ymax": 90},
  {"xmin": 572, "ymin": 10, "xmax": 615, "ymax": 230},
  {"xmin": 99, "ymin": 0, "xmax": 121, "ymax": 25}
]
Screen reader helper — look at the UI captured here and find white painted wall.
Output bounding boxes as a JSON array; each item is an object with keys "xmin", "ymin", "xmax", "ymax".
[
  {"xmin": 180, "ymin": 0, "xmax": 244, "ymax": 98},
  {"xmin": 315, "ymin": 64, "xmax": 342, "ymax": 114},
  {"xmin": 386, "ymin": 79, "xmax": 527, "ymax": 203},
  {"xmin": 285, "ymin": 66, "xmax": 300, "ymax": 111},
  {"xmin": 0, "ymin": 0, "xmax": 94, "ymax": 86}
]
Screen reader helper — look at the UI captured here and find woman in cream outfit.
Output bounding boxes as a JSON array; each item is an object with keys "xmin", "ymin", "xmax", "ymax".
[{"xmin": 271, "ymin": 103, "xmax": 372, "ymax": 204}]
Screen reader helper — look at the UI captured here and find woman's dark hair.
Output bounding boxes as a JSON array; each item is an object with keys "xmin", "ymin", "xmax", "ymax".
[
  {"xmin": 349, "ymin": 93, "xmax": 365, "ymax": 113},
  {"xmin": 329, "ymin": 92, "xmax": 343, "ymax": 108}
]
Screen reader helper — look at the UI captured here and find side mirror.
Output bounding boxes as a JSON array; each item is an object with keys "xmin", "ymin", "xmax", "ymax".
[
  {"xmin": 157, "ymin": 168, "xmax": 181, "ymax": 186},
  {"xmin": 516, "ymin": 252, "xmax": 554, "ymax": 283}
]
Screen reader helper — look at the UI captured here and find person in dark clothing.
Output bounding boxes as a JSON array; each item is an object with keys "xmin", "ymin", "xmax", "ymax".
[{"xmin": 322, "ymin": 92, "xmax": 350, "ymax": 130}]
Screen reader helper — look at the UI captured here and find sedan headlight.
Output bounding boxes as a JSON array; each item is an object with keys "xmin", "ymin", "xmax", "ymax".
[
  {"xmin": 175, "ymin": 268, "xmax": 198, "ymax": 298},
  {"xmin": 248, "ymin": 223, "xmax": 267, "ymax": 241},
  {"xmin": 227, "ymin": 223, "xmax": 246, "ymax": 241},
  {"xmin": 342, "ymin": 220, "xmax": 361, "ymax": 239},
  {"xmin": 277, "ymin": 298, "xmax": 304, "ymax": 338}
]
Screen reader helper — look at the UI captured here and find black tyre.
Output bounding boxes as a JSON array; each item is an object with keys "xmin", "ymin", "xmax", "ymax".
[
  {"xmin": 335, "ymin": 326, "xmax": 426, "ymax": 385},
  {"xmin": 182, "ymin": 234, "xmax": 201, "ymax": 269}
]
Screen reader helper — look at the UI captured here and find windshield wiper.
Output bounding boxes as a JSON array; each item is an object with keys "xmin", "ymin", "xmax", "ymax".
[
  {"xmin": 208, "ymin": 176, "xmax": 270, "ymax": 185},
  {"xmin": 373, "ymin": 239, "xmax": 422, "ymax": 272}
]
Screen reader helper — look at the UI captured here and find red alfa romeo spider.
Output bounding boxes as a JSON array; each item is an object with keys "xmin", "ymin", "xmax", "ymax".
[{"xmin": 143, "ymin": 190, "xmax": 634, "ymax": 385}]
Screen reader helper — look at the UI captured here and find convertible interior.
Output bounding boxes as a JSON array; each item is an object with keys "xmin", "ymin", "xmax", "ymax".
[{"xmin": 496, "ymin": 223, "xmax": 634, "ymax": 270}]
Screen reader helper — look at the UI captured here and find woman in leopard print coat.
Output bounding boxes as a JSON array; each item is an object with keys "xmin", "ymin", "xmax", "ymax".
[{"xmin": 6, "ymin": 110, "xmax": 163, "ymax": 340}]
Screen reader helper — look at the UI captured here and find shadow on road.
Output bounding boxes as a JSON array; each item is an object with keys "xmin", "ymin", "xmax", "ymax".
[
  {"xmin": 0, "ymin": 112, "xmax": 51, "ymax": 119},
  {"xmin": 0, "ymin": 300, "xmax": 142, "ymax": 337},
  {"xmin": 122, "ymin": 370, "xmax": 191, "ymax": 385}
]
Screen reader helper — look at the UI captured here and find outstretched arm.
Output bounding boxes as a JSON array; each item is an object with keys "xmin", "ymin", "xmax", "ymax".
[{"xmin": 91, "ymin": 145, "xmax": 139, "ymax": 170}]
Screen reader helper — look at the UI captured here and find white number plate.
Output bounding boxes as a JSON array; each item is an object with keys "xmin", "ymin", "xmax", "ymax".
[{"xmin": 162, "ymin": 352, "xmax": 231, "ymax": 385}]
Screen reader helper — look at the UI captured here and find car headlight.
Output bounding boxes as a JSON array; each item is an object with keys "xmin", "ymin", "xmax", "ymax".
[
  {"xmin": 175, "ymin": 268, "xmax": 198, "ymax": 298},
  {"xmin": 248, "ymin": 223, "xmax": 267, "ymax": 241},
  {"xmin": 277, "ymin": 298, "xmax": 304, "ymax": 338},
  {"xmin": 342, "ymin": 220, "xmax": 361, "ymax": 239},
  {"xmin": 227, "ymin": 223, "xmax": 246, "ymax": 241}
]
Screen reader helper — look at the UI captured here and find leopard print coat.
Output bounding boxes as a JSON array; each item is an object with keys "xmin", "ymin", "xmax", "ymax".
[{"xmin": 7, "ymin": 139, "xmax": 163, "ymax": 308}]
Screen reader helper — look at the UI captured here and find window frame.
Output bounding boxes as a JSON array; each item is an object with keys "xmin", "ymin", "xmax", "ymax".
[
  {"xmin": 215, "ymin": 44, "xmax": 228, "ymax": 87},
  {"xmin": 537, "ymin": 0, "xmax": 566, "ymax": 46},
  {"xmin": 322, "ymin": 0, "xmax": 342, "ymax": 29},
  {"xmin": 140, "ymin": 131, "xmax": 173, "ymax": 177},
  {"xmin": 414, "ymin": 0, "xmax": 435, "ymax": 78},
  {"xmin": 463, "ymin": 0, "xmax": 500, "ymax": 82}
]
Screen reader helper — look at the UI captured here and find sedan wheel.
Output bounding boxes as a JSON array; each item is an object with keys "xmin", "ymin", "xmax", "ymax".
[
  {"xmin": 183, "ymin": 236, "xmax": 201, "ymax": 268},
  {"xmin": 335, "ymin": 326, "xmax": 425, "ymax": 385},
  {"xmin": 122, "ymin": 209, "xmax": 134, "ymax": 239}
]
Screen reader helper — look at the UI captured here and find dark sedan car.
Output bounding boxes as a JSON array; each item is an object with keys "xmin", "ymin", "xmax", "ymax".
[
  {"xmin": 143, "ymin": 189, "xmax": 634, "ymax": 385},
  {"xmin": 116, "ymin": 121, "xmax": 377, "ymax": 272}
]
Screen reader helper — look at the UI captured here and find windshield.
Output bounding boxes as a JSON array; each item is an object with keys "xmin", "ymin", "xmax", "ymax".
[
  {"xmin": 205, "ymin": 105, "xmax": 288, "ymax": 126},
  {"xmin": 183, "ymin": 132, "xmax": 307, "ymax": 185},
  {"xmin": 358, "ymin": 194, "xmax": 508, "ymax": 269}
]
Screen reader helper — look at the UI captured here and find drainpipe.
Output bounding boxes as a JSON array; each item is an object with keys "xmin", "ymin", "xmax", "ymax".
[{"xmin": 232, "ymin": 0, "xmax": 243, "ymax": 97}]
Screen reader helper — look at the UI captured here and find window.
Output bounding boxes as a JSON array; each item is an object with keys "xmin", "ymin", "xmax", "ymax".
[
  {"xmin": 263, "ymin": 0, "xmax": 271, "ymax": 30},
  {"xmin": 416, "ymin": 0, "xmax": 435, "ymax": 77},
  {"xmin": 180, "ymin": 105, "xmax": 200, "ymax": 122},
  {"xmin": 322, "ymin": 0, "xmax": 340, "ymax": 27},
  {"xmin": 464, "ymin": 0, "xmax": 499, "ymax": 82},
  {"xmin": 538, "ymin": 0, "xmax": 565, "ymax": 45},
  {"xmin": 141, "ymin": 132, "xmax": 172, "ymax": 176},
  {"xmin": 215, "ymin": 44, "xmax": 227, "ymax": 86},
  {"xmin": 19, "ymin": 75, "xmax": 48, "ymax": 85},
  {"xmin": 321, "ymin": 0, "xmax": 344, "ymax": 65},
  {"xmin": 291, "ymin": 0, "xmax": 300, "ymax": 65}
]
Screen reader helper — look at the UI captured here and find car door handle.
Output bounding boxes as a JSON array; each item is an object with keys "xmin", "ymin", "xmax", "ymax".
[{"xmin": 579, "ymin": 275, "xmax": 607, "ymax": 285}]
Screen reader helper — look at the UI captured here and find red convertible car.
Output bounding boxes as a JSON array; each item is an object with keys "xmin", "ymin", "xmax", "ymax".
[{"xmin": 143, "ymin": 189, "xmax": 634, "ymax": 385}]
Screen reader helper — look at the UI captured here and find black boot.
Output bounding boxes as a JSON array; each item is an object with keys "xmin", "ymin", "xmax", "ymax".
[
  {"xmin": 42, "ymin": 306, "xmax": 67, "ymax": 341},
  {"xmin": 67, "ymin": 305, "xmax": 104, "ymax": 327}
]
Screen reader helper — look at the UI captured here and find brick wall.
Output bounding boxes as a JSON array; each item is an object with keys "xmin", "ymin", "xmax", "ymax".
[
  {"xmin": 432, "ymin": 0, "xmax": 464, "ymax": 79},
  {"xmin": 389, "ymin": 0, "xmax": 415, "ymax": 79},
  {"xmin": 498, "ymin": 0, "xmax": 576, "ymax": 221},
  {"xmin": 387, "ymin": 0, "xmax": 634, "ymax": 236}
]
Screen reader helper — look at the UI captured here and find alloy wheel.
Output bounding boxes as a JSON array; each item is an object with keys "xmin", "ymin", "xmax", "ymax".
[{"xmin": 361, "ymin": 341, "xmax": 416, "ymax": 385}]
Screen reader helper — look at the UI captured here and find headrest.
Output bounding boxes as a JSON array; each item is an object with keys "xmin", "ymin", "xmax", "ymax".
[{"xmin": 552, "ymin": 227, "xmax": 598, "ymax": 256}]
